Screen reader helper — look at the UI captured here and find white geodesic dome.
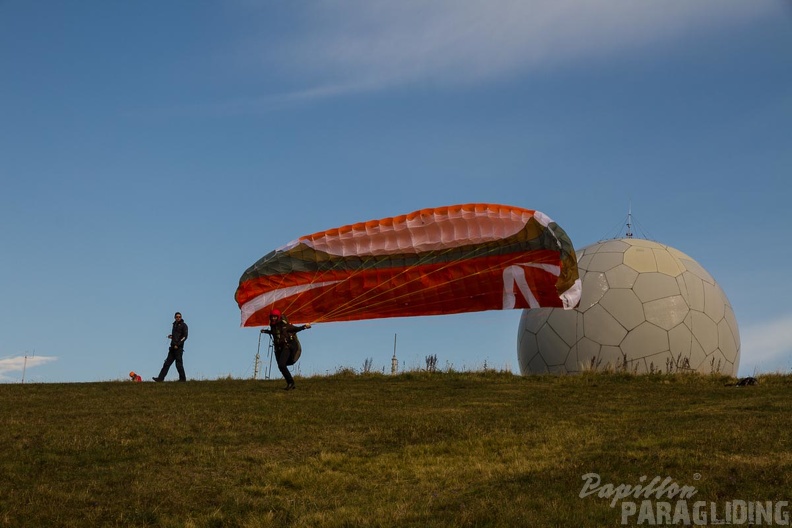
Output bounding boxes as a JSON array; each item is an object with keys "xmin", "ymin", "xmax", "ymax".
[{"xmin": 517, "ymin": 238, "xmax": 741, "ymax": 375}]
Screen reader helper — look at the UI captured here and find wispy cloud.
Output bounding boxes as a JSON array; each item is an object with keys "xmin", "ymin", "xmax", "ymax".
[
  {"xmin": 0, "ymin": 355, "xmax": 58, "ymax": 382},
  {"xmin": 739, "ymin": 314, "xmax": 792, "ymax": 375},
  {"xmin": 250, "ymin": 0, "xmax": 773, "ymax": 101}
]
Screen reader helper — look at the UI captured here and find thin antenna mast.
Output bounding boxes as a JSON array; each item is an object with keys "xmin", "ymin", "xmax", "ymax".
[
  {"xmin": 253, "ymin": 333, "xmax": 262, "ymax": 379},
  {"xmin": 626, "ymin": 202, "xmax": 633, "ymax": 239}
]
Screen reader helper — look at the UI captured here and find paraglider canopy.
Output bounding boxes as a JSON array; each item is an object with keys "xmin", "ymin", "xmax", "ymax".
[{"xmin": 235, "ymin": 203, "xmax": 580, "ymax": 326}]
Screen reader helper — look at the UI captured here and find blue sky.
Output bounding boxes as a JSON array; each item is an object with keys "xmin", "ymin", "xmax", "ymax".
[{"xmin": 1, "ymin": 1, "xmax": 790, "ymax": 383}]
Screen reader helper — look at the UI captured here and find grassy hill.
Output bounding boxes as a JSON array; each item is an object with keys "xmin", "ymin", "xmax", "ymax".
[{"xmin": 2, "ymin": 371, "xmax": 791, "ymax": 527}]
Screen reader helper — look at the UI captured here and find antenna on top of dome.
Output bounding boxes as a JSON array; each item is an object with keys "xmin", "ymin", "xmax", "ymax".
[
  {"xmin": 626, "ymin": 202, "xmax": 633, "ymax": 239},
  {"xmin": 600, "ymin": 201, "xmax": 653, "ymax": 241}
]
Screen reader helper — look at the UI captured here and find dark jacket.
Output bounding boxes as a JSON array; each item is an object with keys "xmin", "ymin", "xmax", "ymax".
[
  {"xmin": 262, "ymin": 319, "xmax": 307, "ymax": 353},
  {"xmin": 171, "ymin": 319, "xmax": 188, "ymax": 348}
]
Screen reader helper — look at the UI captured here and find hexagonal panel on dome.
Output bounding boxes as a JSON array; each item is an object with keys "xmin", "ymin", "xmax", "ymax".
[
  {"xmin": 690, "ymin": 310, "xmax": 719, "ymax": 354},
  {"xmin": 678, "ymin": 257, "xmax": 716, "ymax": 284},
  {"xmin": 675, "ymin": 274, "xmax": 691, "ymax": 300},
  {"xmin": 703, "ymin": 282, "xmax": 726, "ymax": 322},
  {"xmin": 592, "ymin": 239, "xmax": 631, "ymax": 254},
  {"xmin": 599, "ymin": 289, "xmax": 645, "ymax": 331},
  {"xmin": 577, "ymin": 253, "xmax": 595, "ymax": 272},
  {"xmin": 518, "ymin": 329, "xmax": 539, "ymax": 361},
  {"xmin": 519, "ymin": 307, "xmax": 552, "ymax": 334},
  {"xmin": 644, "ymin": 295, "xmax": 689, "ymax": 330},
  {"xmin": 546, "ymin": 308, "xmax": 579, "ymax": 347},
  {"xmin": 624, "ymin": 245, "xmax": 657, "ymax": 273},
  {"xmin": 689, "ymin": 338, "xmax": 707, "ymax": 368},
  {"xmin": 517, "ymin": 237, "xmax": 741, "ymax": 376},
  {"xmin": 668, "ymin": 323, "xmax": 693, "ymax": 359},
  {"xmin": 574, "ymin": 337, "xmax": 602, "ymax": 371},
  {"xmin": 654, "ymin": 248, "xmax": 684, "ymax": 277},
  {"xmin": 578, "ymin": 272, "xmax": 609, "ymax": 312},
  {"xmin": 718, "ymin": 319, "xmax": 739, "ymax": 361},
  {"xmin": 621, "ymin": 322, "xmax": 669, "ymax": 359},
  {"xmin": 527, "ymin": 351, "xmax": 549, "ymax": 373},
  {"xmin": 583, "ymin": 304, "xmax": 628, "ymax": 346},
  {"xmin": 605, "ymin": 264, "xmax": 639, "ymax": 289},
  {"xmin": 586, "ymin": 251, "xmax": 625, "ymax": 273},
  {"xmin": 536, "ymin": 324, "xmax": 572, "ymax": 364},
  {"xmin": 682, "ymin": 271, "xmax": 705, "ymax": 311},
  {"xmin": 633, "ymin": 273, "xmax": 681, "ymax": 303},
  {"xmin": 667, "ymin": 246, "xmax": 693, "ymax": 261}
]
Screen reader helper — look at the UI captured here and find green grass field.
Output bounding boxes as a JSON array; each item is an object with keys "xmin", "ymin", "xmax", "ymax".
[{"xmin": 2, "ymin": 371, "xmax": 791, "ymax": 527}]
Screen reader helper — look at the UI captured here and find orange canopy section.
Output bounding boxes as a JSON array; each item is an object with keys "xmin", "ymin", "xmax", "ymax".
[{"xmin": 235, "ymin": 203, "xmax": 580, "ymax": 326}]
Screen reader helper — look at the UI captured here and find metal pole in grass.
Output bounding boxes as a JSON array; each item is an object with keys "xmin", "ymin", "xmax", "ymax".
[
  {"xmin": 253, "ymin": 333, "xmax": 275, "ymax": 380},
  {"xmin": 253, "ymin": 332, "xmax": 262, "ymax": 379},
  {"xmin": 391, "ymin": 334, "xmax": 398, "ymax": 374},
  {"xmin": 265, "ymin": 335, "xmax": 274, "ymax": 380}
]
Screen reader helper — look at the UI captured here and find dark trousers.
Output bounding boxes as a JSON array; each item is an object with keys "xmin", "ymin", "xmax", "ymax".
[
  {"xmin": 275, "ymin": 347, "xmax": 294, "ymax": 385},
  {"xmin": 158, "ymin": 346, "xmax": 186, "ymax": 381}
]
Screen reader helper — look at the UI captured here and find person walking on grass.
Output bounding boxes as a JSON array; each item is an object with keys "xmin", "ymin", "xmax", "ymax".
[
  {"xmin": 153, "ymin": 312, "xmax": 189, "ymax": 382},
  {"xmin": 261, "ymin": 308, "xmax": 310, "ymax": 390}
]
